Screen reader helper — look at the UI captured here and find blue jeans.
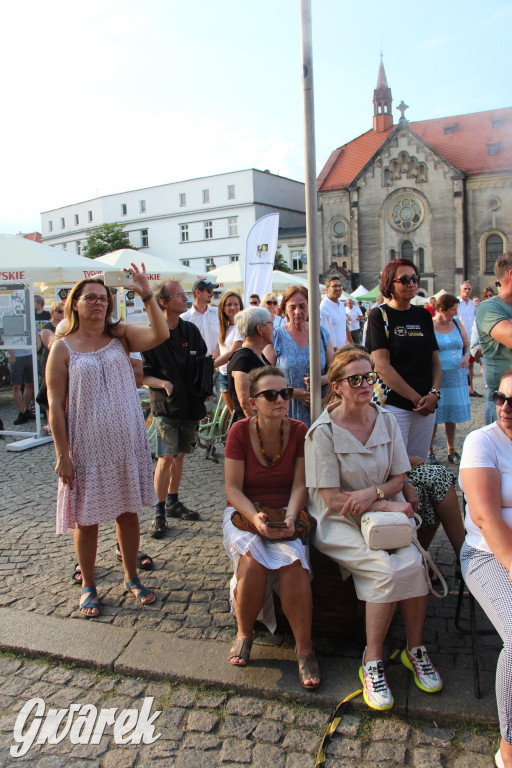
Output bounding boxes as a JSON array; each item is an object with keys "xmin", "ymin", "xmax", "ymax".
[{"xmin": 485, "ymin": 387, "xmax": 497, "ymax": 425}]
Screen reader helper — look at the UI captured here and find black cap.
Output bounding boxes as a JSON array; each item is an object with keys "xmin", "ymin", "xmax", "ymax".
[{"xmin": 193, "ymin": 279, "xmax": 218, "ymax": 292}]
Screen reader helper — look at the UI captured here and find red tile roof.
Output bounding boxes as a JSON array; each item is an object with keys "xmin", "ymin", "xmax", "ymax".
[
  {"xmin": 318, "ymin": 107, "xmax": 512, "ymax": 191},
  {"xmin": 21, "ymin": 232, "xmax": 43, "ymax": 242}
]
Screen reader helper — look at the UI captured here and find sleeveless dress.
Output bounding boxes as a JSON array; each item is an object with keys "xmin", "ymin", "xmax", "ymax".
[
  {"xmin": 273, "ymin": 324, "xmax": 329, "ymax": 426},
  {"xmin": 56, "ymin": 337, "xmax": 157, "ymax": 534},
  {"xmin": 435, "ymin": 323, "xmax": 471, "ymax": 425}
]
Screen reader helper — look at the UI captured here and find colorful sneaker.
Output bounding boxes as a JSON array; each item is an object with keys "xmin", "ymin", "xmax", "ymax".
[
  {"xmin": 359, "ymin": 654, "xmax": 394, "ymax": 711},
  {"xmin": 165, "ymin": 500, "xmax": 200, "ymax": 520},
  {"xmin": 401, "ymin": 645, "xmax": 443, "ymax": 693}
]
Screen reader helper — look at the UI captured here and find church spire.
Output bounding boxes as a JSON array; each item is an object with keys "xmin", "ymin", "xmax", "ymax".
[{"xmin": 373, "ymin": 55, "xmax": 393, "ymax": 132}]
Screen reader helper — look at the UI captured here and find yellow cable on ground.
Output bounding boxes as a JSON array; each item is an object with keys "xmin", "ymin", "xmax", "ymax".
[{"xmin": 314, "ymin": 649, "xmax": 401, "ymax": 768}]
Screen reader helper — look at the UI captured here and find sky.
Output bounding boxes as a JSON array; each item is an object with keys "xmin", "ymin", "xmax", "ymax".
[{"xmin": 2, "ymin": 0, "xmax": 511, "ymax": 234}]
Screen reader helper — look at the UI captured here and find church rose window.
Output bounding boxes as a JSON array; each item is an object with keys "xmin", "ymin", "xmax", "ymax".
[
  {"xmin": 388, "ymin": 196, "xmax": 424, "ymax": 232},
  {"xmin": 333, "ymin": 221, "xmax": 346, "ymax": 236}
]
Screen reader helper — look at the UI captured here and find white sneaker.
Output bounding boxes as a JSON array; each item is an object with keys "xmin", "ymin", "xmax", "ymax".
[
  {"xmin": 359, "ymin": 652, "xmax": 394, "ymax": 711},
  {"xmin": 401, "ymin": 645, "xmax": 443, "ymax": 693}
]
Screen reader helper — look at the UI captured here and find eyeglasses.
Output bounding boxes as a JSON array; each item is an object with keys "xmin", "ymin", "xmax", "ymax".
[
  {"xmin": 162, "ymin": 293, "xmax": 187, "ymax": 301},
  {"xmin": 265, "ymin": 300, "xmax": 278, "ymax": 305},
  {"xmin": 392, "ymin": 275, "xmax": 420, "ymax": 286},
  {"xmin": 493, "ymin": 391, "xmax": 512, "ymax": 408},
  {"xmin": 254, "ymin": 387, "xmax": 293, "ymax": 402},
  {"xmin": 337, "ymin": 371, "xmax": 378, "ymax": 388},
  {"xmin": 80, "ymin": 294, "xmax": 109, "ymax": 305}
]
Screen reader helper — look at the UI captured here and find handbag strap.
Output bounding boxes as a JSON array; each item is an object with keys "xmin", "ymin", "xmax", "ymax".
[{"xmin": 411, "ymin": 538, "xmax": 448, "ymax": 599}]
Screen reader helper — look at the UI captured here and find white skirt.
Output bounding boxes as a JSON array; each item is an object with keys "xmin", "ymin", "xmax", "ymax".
[{"xmin": 223, "ymin": 507, "xmax": 311, "ymax": 633}]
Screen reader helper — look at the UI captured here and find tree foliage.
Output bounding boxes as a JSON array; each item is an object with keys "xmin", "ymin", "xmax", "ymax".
[
  {"xmin": 274, "ymin": 251, "xmax": 292, "ymax": 273},
  {"xmin": 82, "ymin": 223, "xmax": 133, "ymax": 259}
]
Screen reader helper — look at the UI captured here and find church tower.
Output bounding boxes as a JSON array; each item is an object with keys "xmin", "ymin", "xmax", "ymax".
[{"xmin": 373, "ymin": 55, "xmax": 393, "ymax": 132}]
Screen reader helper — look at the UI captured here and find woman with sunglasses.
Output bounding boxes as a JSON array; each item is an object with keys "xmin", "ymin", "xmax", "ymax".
[
  {"xmin": 46, "ymin": 266, "xmax": 169, "ymax": 618},
  {"xmin": 261, "ymin": 292, "xmax": 284, "ymax": 328},
  {"xmin": 223, "ymin": 365, "xmax": 320, "ymax": 689},
  {"xmin": 460, "ymin": 371, "xmax": 512, "ymax": 768},
  {"xmin": 366, "ymin": 259, "xmax": 441, "ymax": 460},
  {"xmin": 214, "ymin": 291, "xmax": 243, "ymax": 414},
  {"xmin": 306, "ymin": 346, "xmax": 442, "ymax": 711}
]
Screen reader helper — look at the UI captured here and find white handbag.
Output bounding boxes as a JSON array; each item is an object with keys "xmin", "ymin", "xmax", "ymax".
[{"xmin": 360, "ymin": 510, "xmax": 448, "ymax": 599}]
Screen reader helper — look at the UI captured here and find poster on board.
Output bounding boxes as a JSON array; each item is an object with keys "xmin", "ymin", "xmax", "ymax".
[{"xmin": 0, "ymin": 283, "xmax": 32, "ymax": 348}]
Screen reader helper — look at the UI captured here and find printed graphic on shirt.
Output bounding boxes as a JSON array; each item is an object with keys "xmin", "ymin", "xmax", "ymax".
[{"xmin": 394, "ymin": 324, "xmax": 424, "ymax": 338}]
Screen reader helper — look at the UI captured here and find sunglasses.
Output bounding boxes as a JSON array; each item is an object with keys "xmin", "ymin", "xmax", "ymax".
[
  {"xmin": 249, "ymin": 300, "xmax": 259, "ymax": 306},
  {"xmin": 254, "ymin": 387, "xmax": 293, "ymax": 402},
  {"xmin": 392, "ymin": 275, "xmax": 420, "ymax": 286},
  {"xmin": 493, "ymin": 391, "xmax": 512, "ymax": 408},
  {"xmin": 265, "ymin": 300, "xmax": 278, "ymax": 305},
  {"xmin": 337, "ymin": 371, "xmax": 378, "ymax": 388}
]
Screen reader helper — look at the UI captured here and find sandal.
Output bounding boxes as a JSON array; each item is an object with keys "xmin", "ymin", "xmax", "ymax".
[
  {"xmin": 296, "ymin": 650, "xmax": 321, "ymax": 690},
  {"xmin": 72, "ymin": 563, "xmax": 82, "ymax": 585},
  {"xmin": 124, "ymin": 577, "xmax": 155, "ymax": 605},
  {"xmin": 115, "ymin": 548, "xmax": 153, "ymax": 570},
  {"xmin": 79, "ymin": 586, "xmax": 100, "ymax": 618},
  {"xmin": 228, "ymin": 636, "xmax": 253, "ymax": 666}
]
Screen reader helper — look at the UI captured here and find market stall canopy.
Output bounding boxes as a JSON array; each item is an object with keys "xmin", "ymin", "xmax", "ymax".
[
  {"xmin": 357, "ymin": 284, "xmax": 381, "ymax": 301},
  {"xmin": 351, "ymin": 284, "xmax": 369, "ymax": 298},
  {"xmin": 95, "ymin": 249, "xmax": 202, "ymax": 288},
  {"xmin": 0, "ymin": 233, "xmax": 119, "ymax": 284}
]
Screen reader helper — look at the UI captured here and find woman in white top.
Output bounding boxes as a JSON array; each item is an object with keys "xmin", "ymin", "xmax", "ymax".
[
  {"xmin": 214, "ymin": 291, "xmax": 243, "ymax": 413},
  {"xmin": 460, "ymin": 369, "xmax": 512, "ymax": 768}
]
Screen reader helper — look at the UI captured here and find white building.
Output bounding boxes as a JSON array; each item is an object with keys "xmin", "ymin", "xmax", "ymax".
[{"xmin": 41, "ymin": 169, "xmax": 306, "ymax": 276}]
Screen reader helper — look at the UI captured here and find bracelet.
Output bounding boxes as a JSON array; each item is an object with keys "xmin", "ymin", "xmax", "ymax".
[
  {"xmin": 429, "ymin": 388, "xmax": 441, "ymax": 400},
  {"xmin": 284, "ymin": 515, "xmax": 296, "ymax": 521},
  {"xmin": 141, "ymin": 291, "xmax": 154, "ymax": 303}
]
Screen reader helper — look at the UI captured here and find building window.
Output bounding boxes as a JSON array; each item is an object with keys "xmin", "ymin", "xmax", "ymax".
[
  {"xmin": 139, "ymin": 200, "xmax": 146, "ymax": 213},
  {"xmin": 180, "ymin": 224, "xmax": 189, "ymax": 243},
  {"xmin": 390, "ymin": 249, "xmax": 396, "ymax": 260},
  {"xmin": 75, "ymin": 241, "xmax": 81, "ymax": 255},
  {"xmin": 202, "ymin": 189, "xmax": 210, "ymax": 204},
  {"xmin": 48, "ymin": 221, "xmax": 53, "ymax": 232},
  {"xmin": 417, "ymin": 163, "xmax": 428, "ymax": 182},
  {"xmin": 88, "ymin": 211, "xmax": 93, "ymax": 222},
  {"xmin": 62, "ymin": 242, "xmax": 67, "ymax": 250},
  {"xmin": 228, "ymin": 217, "xmax": 238, "ymax": 236},
  {"xmin": 205, "ymin": 258, "xmax": 215, "ymax": 271},
  {"xmin": 418, "ymin": 247, "xmax": 425, "ymax": 273},
  {"xmin": 179, "ymin": 193, "xmax": 186, "ymax": 207},
  {"xmin": 121, "ymin": 203, "xmax": 127, "ymax": 216},
  {"xmin": 401, "ymin": 241, "xmax": 414, "ymax": 260},
  {"xmin": 182, "ymin": 260, "xmax": 190, "ymax": 267},
  {"xmin": 487, "ymin": 142, "xmax": 501, "ymax": 156},
  {"xmin": 74, "ymin": 214, "xmax": 79, "ymax": 226},
  {"xmin": 388, "ymin": 196, "xmax": 423, "ymax": 232},
  {"xmin": 227, "ymin": 185, "xmax": 235, "ymax": 199},
  {"xmin": 230, "ymin": 255, "xmax": 239, "ymax": 262},
  {"xmin": 332, "ymin": 220, "xmax": 346, "ymax": 236},
  {"xmin": 60, "ymin": 217, "xmax": 65, "ymax": 229},
  {"xmin": 486, "ymin": 234, "xmax": 504, "ymax": 273},
  {"xmin": 140, "ymin": 229, "xmax": 149, "ymax": 248},
  {"xmin": 204, "ymin": 221, "xmax": 213, "ymax": 239},
  {"xmin": 291, "ymin": 250, "xmax": 304, "ymax": 271}
]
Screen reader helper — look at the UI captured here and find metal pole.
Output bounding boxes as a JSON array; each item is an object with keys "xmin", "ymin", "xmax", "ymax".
[{"xmin": 300, "ymin": 0, "xmax": 321, "ymax": 422}]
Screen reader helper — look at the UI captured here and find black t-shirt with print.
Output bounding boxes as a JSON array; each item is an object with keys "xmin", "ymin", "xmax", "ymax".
[{"xmin": 366, "ymin": 304, "xmax": 438, "ymax": 411}]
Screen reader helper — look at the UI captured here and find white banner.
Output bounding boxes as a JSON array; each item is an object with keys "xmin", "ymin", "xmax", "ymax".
[{"xmin": 244, "ymin": 213, "xmax": 279, "ymax": 301}]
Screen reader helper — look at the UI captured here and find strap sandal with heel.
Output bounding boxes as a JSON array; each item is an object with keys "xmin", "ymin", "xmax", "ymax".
[
  {"xmin": 228, "ymin": 636, "xmax": 253, "ymax": 666},
  {"xmin": 296, "ymin": 650, "xmax": 321, "ymax": 690},
  {"xmin": 124, "ymin": 577, "xmax": 155, "ymax": 605},
  {"xmin": 79, "ymin": 586, "xmax": 100, "ymax": 618},
  {"xmin": 116, "ymin": 548, "xmax": 153, "ymax": 570}
]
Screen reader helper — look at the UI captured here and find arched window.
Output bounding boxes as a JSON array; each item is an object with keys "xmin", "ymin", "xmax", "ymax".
[
  {"xmin": 332, "ymin": 245, "xmax": 337, "ymax": 258},
  {"xmin": 417, "ymin": 163, "xmax": 428, "ymax": 182},
  {"xmin": 418, "ymin": 247, "xmax": 425, "ymax": 273},
  {"xmin": 390, "ymin": 249, "xmax": 396, "ymax": 260},
  {"xmin": 486, "ymin": 234, "xmax": 504, "ymax": 273},
  {"xmin": 401, "ymin": 241, "xmax": 413, "ymax": 260},
  {"xmin": 342, "ymin": 261, "xmax": 347, "ymax": 269}
]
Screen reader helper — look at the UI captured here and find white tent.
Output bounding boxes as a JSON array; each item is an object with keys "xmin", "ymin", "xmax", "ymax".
[
  {"xmin": 95, "ymin": 249, "xmax": 202, "ymax": 289},
  {"xmin": 207, "ymin": 262, "xmax": 315, "ymax": 294},
  {"xmin": 0, "ymin": 233, "xmax": 119, "ymax": 284},
  {"xmin": 351, "ymin": 284, "xmax": 369, "ymax": 298}
]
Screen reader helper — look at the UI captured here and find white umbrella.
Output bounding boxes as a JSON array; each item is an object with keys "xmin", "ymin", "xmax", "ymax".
[
  {"xmin": 95, "ymin": 249, "xmax": 202, "ymax": 289},
  {"xmin": 0, "ymin": 233, "xmax": 119, "ymax": 284},
  {"xmin": 208, "ymin": 263, "xmax": 317, "ymax": 293}
]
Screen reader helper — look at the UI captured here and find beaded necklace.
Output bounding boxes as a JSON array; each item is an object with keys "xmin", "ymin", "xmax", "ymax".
[{"xmin": 255, "ymin": 417, "xmax": 284, "ymax": 466}]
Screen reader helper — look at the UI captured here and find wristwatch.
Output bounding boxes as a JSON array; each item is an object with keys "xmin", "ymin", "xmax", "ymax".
[{"xmin": 375, "ymin": 486, "xmax": 385, "ymax": 501}]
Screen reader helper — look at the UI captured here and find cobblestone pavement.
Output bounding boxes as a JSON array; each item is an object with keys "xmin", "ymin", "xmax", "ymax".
[{"xmin": 0, "ymin": 368, "xmax": 504, "ymax": 766}]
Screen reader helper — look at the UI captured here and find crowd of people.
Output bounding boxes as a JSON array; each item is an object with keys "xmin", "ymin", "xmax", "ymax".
[{"xmin": 9, "ymin": 254, "xmax": 512, "ymax": 766}]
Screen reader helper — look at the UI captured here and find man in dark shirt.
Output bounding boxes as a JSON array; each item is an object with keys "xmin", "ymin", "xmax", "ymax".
[
  {"xmin": 34, "ymin": 294, "xmax": 50, "ymax": 331},
  {"xmin": 143, "ymin": 281, "xmax": 207, "ymax": 538}
]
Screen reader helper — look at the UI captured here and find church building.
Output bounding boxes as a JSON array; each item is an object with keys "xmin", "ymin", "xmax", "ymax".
[{"xmin": 317, "ymin": 58, "xmax": 512, "ymax": 295}]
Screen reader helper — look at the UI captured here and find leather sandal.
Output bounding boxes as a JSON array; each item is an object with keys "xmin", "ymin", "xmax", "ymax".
[
  {"xmin": 79, "ymin": 586, "xmax": 100, "ymax": 618},
  {"xmin": 296, "ymin": 650, "xmax": 321, "ymax": 690},
  {"xmin": 116, "ymin": 548, "xmax": 154, "ymax": 570},
  {"xmin": 228, "ymin": 636, "xmax": 253, "ymax": 666},
  {"xmin": 124, "ymin": 577, "xmax": 155, "ymax": 605},
  {"xmin": 72, "ymin": 562, "xmax": 82, "ymax": 585}
]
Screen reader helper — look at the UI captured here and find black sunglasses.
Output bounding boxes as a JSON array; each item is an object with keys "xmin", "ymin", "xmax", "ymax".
[
  {"xmin": 254, "ymin": 387, "xmax": 293, "ymax": 402},
  {"xmin": 493, "ymin": 391, "xmax": 512, "ymax": 408},
  {"xmin": 393, "ymin": 275, "xmax": 420, "ymax": 286},
  {"xmin": 265, "ymin": 300, "xmax": 278, "ymax": 305},
  {"xmin": 337, "ymin": 371, "xmax": 378, "ymax": 388}
]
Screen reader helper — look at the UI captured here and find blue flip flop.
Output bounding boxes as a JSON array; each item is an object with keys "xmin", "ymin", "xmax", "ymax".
[
  {"xmin": 124, "ymin": 577, "xmax": 155, "ymax": 604},
  {"xmin": 79, "ymin": 586, "xmax": 100, "ymax": 617}
]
